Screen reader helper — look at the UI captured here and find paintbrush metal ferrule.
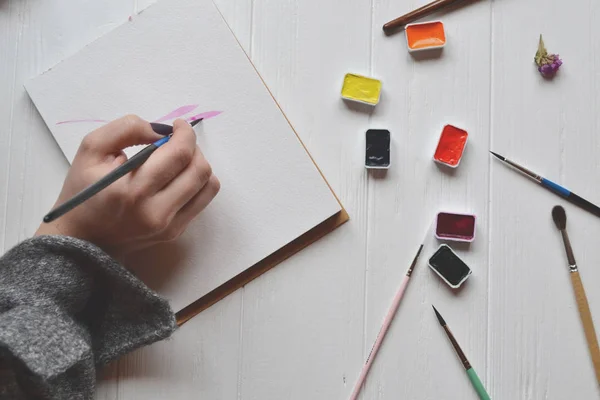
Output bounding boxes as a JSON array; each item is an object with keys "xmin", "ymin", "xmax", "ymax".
[
  {"xmin": 502, "ymin": 157, "xmax": 542, "ymax": 183},
  {"xmin": 406, "ymin": 244, "xmax": 424, "ymax": 277},
  {"xmin": 569, "ymin": 263, "xmax": 578, "ymax": 273}
]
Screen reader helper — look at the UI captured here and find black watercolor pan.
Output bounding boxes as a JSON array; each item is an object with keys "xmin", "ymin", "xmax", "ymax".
[
  {"xmin": 365, "ymin": 129, "xmax": 390, "ymax": 169},
  {"xmin": 428, "ymin": 244, "xmax": 472, "ymax": 289}
]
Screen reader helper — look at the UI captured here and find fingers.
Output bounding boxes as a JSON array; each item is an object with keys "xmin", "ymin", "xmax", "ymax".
[
  {"xmin": 149, "ymin": 147, "xmax": 213, "ymax": 214},
  {"xmin": 135, "ymin": 119, "xmax": 198, "ymax": 194},
  {"xmin": 161, "ymin": 175, "xmax": 221, "ymax": 241},
  {"xmin": 79, "ymin": 115, "xmax": 161, "ymax": 159}
]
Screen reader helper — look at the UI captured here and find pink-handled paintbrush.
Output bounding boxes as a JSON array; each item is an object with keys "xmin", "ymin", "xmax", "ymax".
[{"xmin": 348, "ymin": 243, "xmax": 424, "ymax": 400}]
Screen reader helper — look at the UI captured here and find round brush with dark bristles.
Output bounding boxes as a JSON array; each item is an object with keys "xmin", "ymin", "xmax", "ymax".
[
  {"xmin": 552, "ymin": 205, "xmax": 600, "ymax": 385},
  {"xmin": 432, "ymin": 305, "xmax": 490, "ymax": 399},
  {"xmin": 552, "ymin": 205, "xmax": 576, "ymax": 267}
]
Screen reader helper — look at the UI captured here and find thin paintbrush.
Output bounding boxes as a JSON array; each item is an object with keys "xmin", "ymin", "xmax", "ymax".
[
  {"xmin": 490, "ymin": 151, "xmax": 600, "ymax": 218},
  {"xmin": 43, "ymin": 118, "xmax": 203, "ymax": 223},
  {"xmin": 552, "ymin": 205, "xmax": 600, "ymax": 385},
  {"xmin": 348, "ymin": 243, "xmax": 424, "ymax": 400},
  {"xmin": 432, "ymin": 306, "xmax": 490, "ymax": 400}
]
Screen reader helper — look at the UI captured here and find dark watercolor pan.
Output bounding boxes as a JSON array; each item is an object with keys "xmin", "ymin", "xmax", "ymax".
[
  {"xmin": 435, "ymin": 212, "xmax": 476, "ymax": 242},
  {"xmin": 428, "ymin": 244, "xmax": 472, "ymax": 288},
  {"xmin": 365, "ymin": 129, "xmax": 390, "ymax": 169}
]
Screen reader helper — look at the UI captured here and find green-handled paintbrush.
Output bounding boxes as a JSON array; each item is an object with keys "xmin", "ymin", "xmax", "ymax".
[{"xmin": 432, "ymin": 305, "xmax": 491, "ymax": 400}]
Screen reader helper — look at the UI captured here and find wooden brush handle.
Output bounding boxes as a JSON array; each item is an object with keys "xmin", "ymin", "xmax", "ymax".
[
  {"xmin": 383, "ymin": 0, "xmax": 445, "ymax": 30},
  {"xmin": 570, "ymin": 271, "xmax": 600, "ymax": 385}
]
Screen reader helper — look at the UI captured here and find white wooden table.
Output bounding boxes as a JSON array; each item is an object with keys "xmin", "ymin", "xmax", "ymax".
[{"xmin": 3, "ymin": 0, "xmax": 600, "ymax": 398}]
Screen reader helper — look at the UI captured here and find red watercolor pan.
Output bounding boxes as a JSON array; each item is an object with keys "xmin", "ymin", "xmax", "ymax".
[
  {"xmin": 433, "ymin": 125, "xmax": 468, "ymax": 168},
  {"xmin": 435, "ymin": 212, "xmax": 476, "ymax": 242}
]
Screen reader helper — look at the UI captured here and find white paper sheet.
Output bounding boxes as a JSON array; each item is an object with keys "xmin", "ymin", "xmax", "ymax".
[{"xmin": 25, "ymin": 0, "xmax": 341, "ymax": 311}]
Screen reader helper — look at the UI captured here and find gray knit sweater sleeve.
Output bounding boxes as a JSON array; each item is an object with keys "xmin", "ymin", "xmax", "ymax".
[{"xmin": 0, "ymin": 235, "xmax": 177, "ymax": 399}]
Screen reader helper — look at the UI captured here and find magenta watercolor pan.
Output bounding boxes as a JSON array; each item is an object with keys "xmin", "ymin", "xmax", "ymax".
[{"xmin": 435, "ymin": 212, "xmax": 476, "ymax": 243}]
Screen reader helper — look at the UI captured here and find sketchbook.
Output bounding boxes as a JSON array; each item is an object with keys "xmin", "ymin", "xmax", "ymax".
[{"xmin": 25, "ymin": 0, "xmax": 347, "ymax": 316}]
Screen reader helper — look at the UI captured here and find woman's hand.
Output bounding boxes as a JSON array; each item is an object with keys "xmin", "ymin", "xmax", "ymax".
[{"xmin": 36, "ymin": 115, "xmax": 220, "ymax": 258}]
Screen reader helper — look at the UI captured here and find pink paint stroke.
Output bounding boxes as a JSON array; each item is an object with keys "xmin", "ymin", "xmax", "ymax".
[
  {"xmin": 153, "ymin": 104, "xmax": 199, "ymax": 123},
  {"xmin": 56, "ymin": 119, "xmax": 108, "ymax": 125},
  {"xmin": 56, "ymin": 107, "xmax": 222, "ymax": 126},
  {"xmin": 187, "ymin": 111, "xmax": 223, "ymax": 122}
]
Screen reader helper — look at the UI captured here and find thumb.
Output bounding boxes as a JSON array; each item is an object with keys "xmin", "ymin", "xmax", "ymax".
[{"xmin": 81, "ymin": 115, "xmax": 161, "ymax": 158}]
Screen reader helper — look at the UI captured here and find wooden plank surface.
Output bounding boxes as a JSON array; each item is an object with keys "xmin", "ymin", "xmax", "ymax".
[
  {"xmin": 0, "ymin": 0, "xmax": 133, "ymax": 252},
  {"xmin": 2, "ymin": 0, "xmax": 600, "ymax": 399},
  {"xmin": 239, "ymin": 1, "xmax": 369, "ymax": 398},
  {"xmin": 360, "ymin": 0, "xmax": 492, "ymax": 398},
  {"xmin": 489, "ymin": 0, "xmax": 600, "ymax": 398}
]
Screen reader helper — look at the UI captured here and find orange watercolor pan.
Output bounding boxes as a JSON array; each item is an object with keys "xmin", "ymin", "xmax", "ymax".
[{"xmin": 405, "ymin": 21, "xmax": 446, "ymax": 52}]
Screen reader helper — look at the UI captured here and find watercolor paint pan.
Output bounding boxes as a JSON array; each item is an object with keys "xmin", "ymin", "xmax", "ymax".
[
  {"xmin": 365, "ymin": 129, "xmax": 391, "ymax": 169},
  {"xmin": 428, "ymin": 244, "xmax": 472, "ymax": 289},
  {"xmin": 435, "ymin": 212, "xmax": 476, "ymax": 242},
  {"xmin": 341, "ymin": 73, "xmax": 382, "ymax": 106},
  {"xmin": 433, "ymin": 124, "xmax": 468, "ymax": 168},
  {"xmin": 405, "ymin": 21, "xmax": 446, "ymax": 53}
]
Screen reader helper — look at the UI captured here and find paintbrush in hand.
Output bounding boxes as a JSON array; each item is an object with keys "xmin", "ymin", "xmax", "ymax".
[
  {"xmin": 432, "ymin": 306, "xmax": 490, "ymax": 400},
  {"xmin": 43, "ymin": 118, "xmax": 203, "ymax": 223},
  {"xmin": 552, "ymin": 205, "xmax": 600, "ymax": 385}
]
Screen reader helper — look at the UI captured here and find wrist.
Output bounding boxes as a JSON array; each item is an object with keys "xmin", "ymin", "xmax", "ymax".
[
  {"xmin": 35, "ymin": 221, "xmax": 126, "ymax": 261},
  {"xmin": 35, "ymin": 219, "xmax": 78, "ymax": 239},
  {"xmin": 35, "ymin": 222, "xmax": 63, "ymax": 237}
]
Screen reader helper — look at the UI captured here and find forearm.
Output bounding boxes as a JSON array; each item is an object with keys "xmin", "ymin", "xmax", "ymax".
[{"xmin": 0, "ymin": 236, "xmax": 176, "ymax": 399}]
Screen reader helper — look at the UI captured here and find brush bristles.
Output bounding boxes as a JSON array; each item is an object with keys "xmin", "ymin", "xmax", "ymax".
[
  {"xmin": 552, "ymin": 205, "xmax": 567, "ymax": 230},
  {"xmin": 489, "ymin": 151, "xmax": 505, "ymax": 161},
  {"xmin": 432, "ymin": 305, "xmax": 446, "ymax": 326}
]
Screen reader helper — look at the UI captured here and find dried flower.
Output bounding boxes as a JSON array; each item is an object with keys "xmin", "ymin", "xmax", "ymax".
[{"xmin": 534, "ymin": 35, "xmax": 562, "ymax": 78}]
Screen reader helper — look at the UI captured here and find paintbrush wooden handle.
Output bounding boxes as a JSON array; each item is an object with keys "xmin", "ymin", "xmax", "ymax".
[
  {"xmin": 383, "ymin": 0, "xmax": 459, "ymax": 32},
  {"xmin": 570, "ymin": 271, "xmax": 600, "ymax": 385}
]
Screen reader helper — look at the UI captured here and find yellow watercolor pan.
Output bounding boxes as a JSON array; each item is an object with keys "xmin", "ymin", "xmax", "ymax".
[{"xmin": 341, "ymin": 73, "xmax": 382, "ymax": 106}]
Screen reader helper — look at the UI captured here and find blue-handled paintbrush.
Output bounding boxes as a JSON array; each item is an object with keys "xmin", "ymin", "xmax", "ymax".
[
  {"xmin": 490, "ymin": 151, "xmax": 600, "ymax": 218},
  {"xmin": 43, "ymin": 118, "xmax": 202, "ymax": 223}
]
